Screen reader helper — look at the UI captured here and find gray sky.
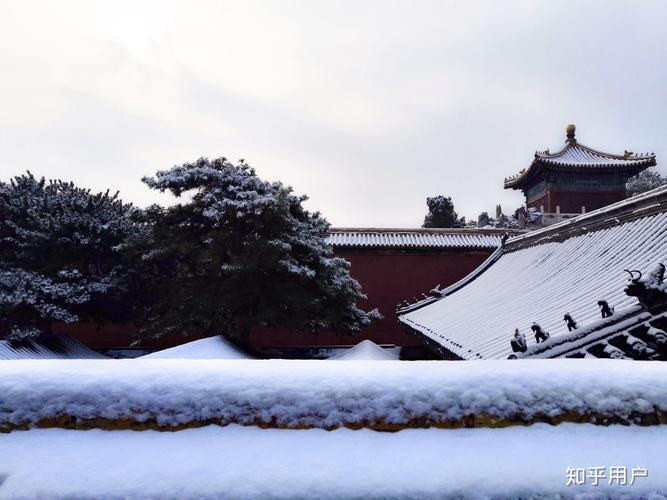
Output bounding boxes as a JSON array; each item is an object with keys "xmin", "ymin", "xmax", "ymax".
[{"xmin": 1, "ymin": 1, "xmax": 665, "ymax": 226}]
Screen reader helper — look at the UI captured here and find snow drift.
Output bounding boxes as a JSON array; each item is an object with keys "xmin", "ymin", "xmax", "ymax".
[
  {"xmin": 1, "ymin": 359, "xmax": 667, "ymax": 431},
  {"xmin": 327, "ymin": 339, "xmax": 399, "ymax": 360},
  {"xmin": 1, "ymin": 424, "xmax": 666, "ymax": 499},
  {"xmin": 142, "ymin": 335, "xmax": 250, "ymax": 359}
]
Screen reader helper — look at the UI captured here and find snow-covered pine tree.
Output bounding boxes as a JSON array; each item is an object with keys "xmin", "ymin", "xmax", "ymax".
[
  {"xmin": 0, "ymin": 172, "xmax": 141, "ymax": 340},
  {"xmin": 626, "ymin": 170, "xmax": 667, "ymax": 196},
  {"xmin": 422, "ymin": 195, "xmax": 465, "ymax": 228},
  {"xmin": 134, "ymin": 157, "xmax": 381, "ymax": 348}
]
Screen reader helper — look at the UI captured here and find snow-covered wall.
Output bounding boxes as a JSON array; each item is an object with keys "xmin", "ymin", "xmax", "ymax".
[{"xmin": 1, "ymin": 359, "xmax": 667, "ymax": 431}]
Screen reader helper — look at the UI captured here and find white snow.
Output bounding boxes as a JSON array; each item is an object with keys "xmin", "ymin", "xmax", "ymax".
[
  {"xmin": 326, "ymin": 229, "xmax": 501, "ymax": 249},
  {"xmin": 535, "ymin": 140, "xmax": 655, "ymax": 166},
  {"xmin": 327, "ymin": 339, "xmax": 399, "ymax": 360},
  {"xmin": 141, "ymin": 335, "xmax": 251, "ymax": 359},
  {"xmin": 1, "ymin": 359, "xmax": 667, "ymax": 430},
  {"xmin": 398, "ymin": 245, "xmax": 504, "ymax": 314},
  {"xmin": 0, "ymin": 335, "xmax": 106, "ymax": 360},
  {"xmin": 517, "ymin": 305, "xmax": 651, "ymax": 359},
  {"xmin": 401, "ymin": 209, "xmax": 667, "ymax": 359},
  {"xmin": 0, "ymin": 424, "xmax": 666, "ymax": 499}
]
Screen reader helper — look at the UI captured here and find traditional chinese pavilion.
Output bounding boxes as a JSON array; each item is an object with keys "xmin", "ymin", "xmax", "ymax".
[{"xmin": 504, "ymin": 124, "xmax": 656, "ymax": 214}]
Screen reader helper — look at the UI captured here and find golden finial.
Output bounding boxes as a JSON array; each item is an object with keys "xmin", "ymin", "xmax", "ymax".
[{"xmin": 565, "ymin": 124, "xmax": 576, "ymax": 140}]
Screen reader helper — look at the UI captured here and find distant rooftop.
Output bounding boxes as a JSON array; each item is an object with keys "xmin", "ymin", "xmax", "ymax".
[
  {"xmin": 327, "ymin": 228, "xmax": 505, "ymax": 250},
  {"xmin": 0, "ymin": 334, "xmax": 106, "ymax": 360},
  {"xmin": 504, "ymin": 124, "xmax": 656, "ymax": 190}
]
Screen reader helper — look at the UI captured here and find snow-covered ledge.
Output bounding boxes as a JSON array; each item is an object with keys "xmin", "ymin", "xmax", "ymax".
[{"xmin": 1, "ymin": 359, "xmax": 667, "ymax": 432}]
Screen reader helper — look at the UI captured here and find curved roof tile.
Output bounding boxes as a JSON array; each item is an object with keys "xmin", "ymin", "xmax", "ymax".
[
  {"xmin": 504, "ymin": 135, "xmax": 656, "ymax": 189},
  {"xmin": 400, "ymin": 185, "xmax": 667, "ymax": 359},
  {"xmin": 326, "ymin": 229, "xmax": 503, "ymax": 249}
]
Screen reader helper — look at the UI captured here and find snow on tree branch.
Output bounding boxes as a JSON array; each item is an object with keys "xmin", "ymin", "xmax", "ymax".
[{"xmin": 0, "ymin": 172, "xmax": 141, "ymax": 340}]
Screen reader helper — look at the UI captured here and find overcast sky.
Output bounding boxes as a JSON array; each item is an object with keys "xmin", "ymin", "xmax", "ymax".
[{"xmin": 1, "ymin": 1, "xmax": 665, "ymax": 226}]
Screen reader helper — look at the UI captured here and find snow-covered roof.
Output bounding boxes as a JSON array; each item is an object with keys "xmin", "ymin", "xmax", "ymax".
[
  {"xmin": 399, "ymin": 185, "xmax": 667, "ymax": 360},
  {"xmin": 504, "ymin": 126, "xmax": 656, "ymax": 189},
  {"xmin": 514, "ymin": 306, "xmax": 666, "ymax": 360},
  {"xmin": 327, "ymin": 228, "xmax": 503, "ymax": 250},
  {"xmin": 0, "ymin": 335, "xmax": 107, "ymax": 360},
  {"xmin": 534, "ymin": 143, "xmax": 655, "ymax": 167}
]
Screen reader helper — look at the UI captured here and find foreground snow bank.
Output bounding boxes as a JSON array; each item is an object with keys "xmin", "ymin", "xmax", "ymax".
[
  {"xmin": 0, "ymin": 424, "xmax": 665, "ymax": 499},
  {"xmin": 142, "ymin": 335, "xmax": 250, "ymax": 359},
  {"xmin": 1, "ymin": 359, "xmax": 667, "ymax": 431}
]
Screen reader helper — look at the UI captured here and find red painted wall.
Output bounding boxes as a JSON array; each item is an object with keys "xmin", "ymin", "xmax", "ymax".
[
  {"xmin": 528, "ymin": 189, "xmax": 626, "ymax": 213},
  {"xmin": 60, "ymin": 321, "xmax": 194, "ymax": 350},
  {"xmin": 550, "ymin": 190, "xmax": 626, "ymax": 213},
  {"xmin": 527, "ymin": 191, "xmax": 551, "ymax": 212},
  {"xmin": 249, "ymin": 249, "xmax": 492, "ymax": 348},
  {"xmin": 64, "ymin": 248, "xmax": 492, "ymax": 351}
]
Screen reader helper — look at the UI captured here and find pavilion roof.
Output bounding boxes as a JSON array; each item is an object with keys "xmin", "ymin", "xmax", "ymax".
[{"xmin": 504, "ymin": 125, "xmax": 656, "ymax": 190}]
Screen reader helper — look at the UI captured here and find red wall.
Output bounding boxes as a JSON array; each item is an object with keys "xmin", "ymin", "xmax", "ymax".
[
  {"xmin": 528, "ymin": 189, "xmax": 626, "ymax": 213},
  {"xmin": 61, "ymin": 321, "xmax": 192, "ymax": 350},
  {"xmin": 527, "ymin": 191, "xmax": 551, "ymax": 212},
  {"xmin": 249, "ymin": 249, "xmax": 492, "ymax": 348},
  {"xmin": 64, "ymin": 248, "xmax": 492, "ymax": 351}
]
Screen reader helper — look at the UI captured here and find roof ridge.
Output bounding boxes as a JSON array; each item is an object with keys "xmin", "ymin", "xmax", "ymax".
[
  {"xmin": 329, "ymin": 227, "xmax": 511, "ymax": 234},
  {"xmin": 326, "ymin": 230, "xmax": 506, "ymax": 250},
  {"xmin": 506, "ymin": 134, "xmax": 656, "ymax": 189},
  {"xmin": 536, "ymin": 140, "xmax": 655, "ymax": 161}
]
